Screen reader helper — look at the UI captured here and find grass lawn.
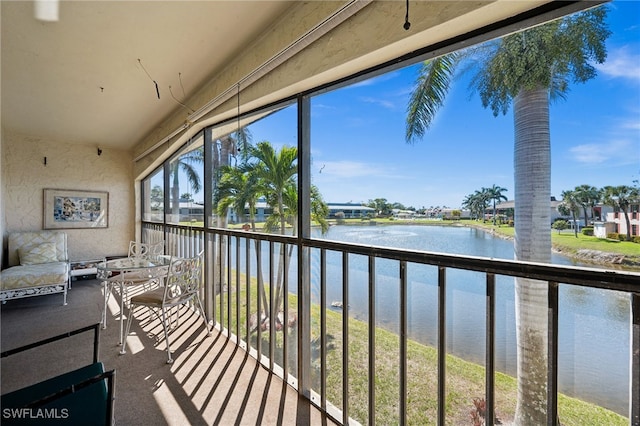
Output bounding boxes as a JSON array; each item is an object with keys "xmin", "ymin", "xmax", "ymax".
[
  {"xmin": 216, "ymin": 274, "xmax": 628, "ymax": 425},
  {"xmin": 457, "ymin": 219, "xmax": 640, "ymax": 260},
  {"xmin": 319, "ymin": 305, "xmax": 626, "ymax": 426}
]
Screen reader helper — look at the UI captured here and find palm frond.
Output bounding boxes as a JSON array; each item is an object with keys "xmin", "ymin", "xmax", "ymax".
[{"xmin": 405, "ymin": 53, "xmax": 459, "ymax": 144}]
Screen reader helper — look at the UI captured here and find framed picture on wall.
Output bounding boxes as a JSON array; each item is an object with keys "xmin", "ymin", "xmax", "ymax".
[{"xmin": 43, "ymin": 188, "xmax": 109, "ymax": 229}]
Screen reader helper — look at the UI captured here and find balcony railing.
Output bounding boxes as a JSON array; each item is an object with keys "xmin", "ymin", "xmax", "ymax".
[{"xmin": 143, "ymin": 221, "xmax": 640, "ymax": 425}]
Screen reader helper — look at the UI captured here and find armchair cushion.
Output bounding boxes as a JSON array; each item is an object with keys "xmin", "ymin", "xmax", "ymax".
[
  {"xmin": 18, "ymin": 242, "xmax": 59, "ymax": 266},
  {"xmin": 1, "ymin": 262, "xmax": 68, "ymax": 290},
  {"xmin": 7, "ymin": 231, "xmax": 68, "ymax": 267}
]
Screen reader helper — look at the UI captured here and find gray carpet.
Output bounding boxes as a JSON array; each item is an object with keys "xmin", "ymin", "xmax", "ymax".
[{"xmin": 1, "ymin": 279, "xmax": 336, "ymax": 425}]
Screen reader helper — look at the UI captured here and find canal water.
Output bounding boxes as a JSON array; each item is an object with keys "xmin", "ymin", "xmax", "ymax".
[{"xmin": 308, "ymin": 224, "xmax": 633, "ymax": 416}]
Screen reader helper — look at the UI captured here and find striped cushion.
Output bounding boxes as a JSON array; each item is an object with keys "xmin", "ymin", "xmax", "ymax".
[{"xmin": 19, "ymin": 243, "xmax": 58, "ymax": 265}]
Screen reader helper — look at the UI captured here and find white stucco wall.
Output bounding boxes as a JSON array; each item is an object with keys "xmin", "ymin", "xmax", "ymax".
[{"xmin": 1, "ymin": 129, "xmax": 134, "ymax": 264}]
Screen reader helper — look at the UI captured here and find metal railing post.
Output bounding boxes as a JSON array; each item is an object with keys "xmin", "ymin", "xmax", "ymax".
[
  {"xmin": 547, "ymin": 281, "xmax": 559, "ymax": 426},
  {"xmin": 631, "ymin": 292, "xmax": 639, "ymax": 425},
  {"xmin": 485, "ymin": 273, "xmax": 496, "ymax": 426},
  {"xmin": 368, "ymin": 256, "xmax": 377, "ymax": 425},
  {"xmin": 399, "ymin": 261, "xmax": 407, "ymax": 426},
  {"xmin": 437, "ymin": 266, "xmax": 446, "ymax": 426}
]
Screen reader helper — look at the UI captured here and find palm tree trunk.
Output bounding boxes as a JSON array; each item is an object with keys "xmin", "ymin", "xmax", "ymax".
[
  {"xmin": 582, "ymin": 207, "xmax": 589, "ymax": 227},
  {"xmin": 215, "ymin": 140, "xmax": 231, "ymax": 304},
  {"xmin": 493, "ymin": 200, "xmax": 497, "ymax": 225},
  {"xmin": 622, "ymin": 208, "xmax": 632, "ymax": 240},
  {"xmin": 172, "ymin": 168, "xmax": 180, "ymax": 219},
  {"xmin": 513, "ymin": 87, "xmax": 551, "ymax": 425},
  {"xmin": 246, "ymin": 205, "xmax": 269, "ymax": 322},
  {"xmin": 273, "ymin": 242, "xmax": 295, "ymax": 323},
  {"xmin": 254, "ymin": 240, "xmax": 270, "ymax": 327}
]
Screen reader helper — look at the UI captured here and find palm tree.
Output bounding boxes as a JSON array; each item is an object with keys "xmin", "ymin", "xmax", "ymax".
[
  {"xmin": 216, "ymin": 161, "xmax": 273, "ymax": 327},
  {"xmin": 210, "ymin": 127, "xmax": 254, "ymax": 305},
  {"xmin": 471, "ymin": 188, "xmax": 492, "ymax": 221},
  {"xmin": 248, "ymin": 141, "xmax": 297, "ymax": 332},
  {"xmin": 559, "ymin": 190, "xmax": 581, "ymax": 238},
  {"xmin": 602, "ymin": 185, "xmax": 640, "ymax": 241},
  {"xmin": 212, "ymin": 127, "xmax": 253, "ymax": 225},
  {"xmin": 242, "ymin": 141, "xmax": 328, "ymax": 330},
  {"xmin": 461, "ymin": 194, "xmax": 475, "ymax": 219},
  {"xmin": 251, "ymin": 142, "xmax": 298, "ymax": 235},
  {"xmin": 486, "ymin": 184, "xmax": 508, "ymax": 225},
  {"xmin": 264, "ymin": 180, "xmax": 329, "ymax": 317},
  {"xmin": 170, "ymin": 147, "xmax": 204, "ymax": 221},
  {"xmin": 574, "ymin": 184, "xmax": 600, "ymax": 225},
  {"xmin": 405, "ymin": 8, "xmax": 609, "ymax": 423},
  {"xmin": 216, "ymin": 164, "xmax": 261, "ymax": 227},
  {"xmin": 150, "ymin": 185, "xmax": 163, "ymax": 211},
  {"xmin": 462, "ymin": 190, "xmax": 488, "ymax": 221}
]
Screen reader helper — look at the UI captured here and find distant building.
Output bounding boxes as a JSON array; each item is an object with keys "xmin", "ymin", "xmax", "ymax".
[
  {"xmin": 147, "ymin": 199, "xmax": 204, "ymax": 222},
  {"xmin": 493, "ymin": 197, "xmax": 563, "ymax": 223},
  {"xmin": 328, "ymin": 203, "xmax": 375, "ymax": 219},
  {"xmin": 392, "ymin": 209, "xmax": 416, "ymax": 219},
  {"xmin": 225, "ymin": 201, "xmax": 374, "ymax": 223},
  {"xmin": 605, "ymin": 203, "xmax": 640, "ymax": 238},
  {"xmin": 227, "ymin": 198, "xmax": 273, "ymax": 224},
  {"xmin": 440, "ymin": 209, "xmax": 470, "ymax": 219}
]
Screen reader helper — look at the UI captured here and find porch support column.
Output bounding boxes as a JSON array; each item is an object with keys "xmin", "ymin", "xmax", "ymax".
[{"xmin": 297, "ymin": 94, "xmax": 312, "ymax": 396}]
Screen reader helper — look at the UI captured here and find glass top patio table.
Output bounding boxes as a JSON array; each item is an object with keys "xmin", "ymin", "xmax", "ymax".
[
  {"xmin": 98, "ymin": 256, "xmax": 171, "ymax": 353},
  {"xmin": 97, "ymin": 257, "xmax": 171, "ymax": 272}
]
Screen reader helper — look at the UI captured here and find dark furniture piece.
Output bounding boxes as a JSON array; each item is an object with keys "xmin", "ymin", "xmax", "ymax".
[{"xmin": 1, "ymin": 323, "xmax": 115, "ymax": 425}]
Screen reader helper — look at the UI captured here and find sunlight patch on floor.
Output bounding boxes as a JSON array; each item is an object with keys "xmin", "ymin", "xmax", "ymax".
[
  {"xmin": 153, "ymin": 382, "xmax": 190, "ymax": 425},
  {"xmin": 124, "ymin": 332, "xmax": 145, "ymax": 355}
]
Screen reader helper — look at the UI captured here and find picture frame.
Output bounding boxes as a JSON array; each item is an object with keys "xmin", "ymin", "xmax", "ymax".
[{"xmin": 43, "ymin": 188, "xmax": 108, "ymax": 229}]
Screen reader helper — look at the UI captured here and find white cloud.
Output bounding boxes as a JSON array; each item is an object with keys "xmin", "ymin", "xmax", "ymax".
[
  {"xmin": 619, "ymin": 115, "xmax": 640, "ymax": 131},
  {"xmin": 348, "ymin": 71, "xmax": 401, "ymax": 89},
  {"xmin": 595, "ymin": 46, "xmax": 640, "ymax": 81},
  {"xmin": 317, "ymin": 160, "xmax": 407, "ymax": 179},
  {"xmin": 569, "ymin": 139, "xmax": 637, "ymax": 165},
  {"xmin": 570, "ymin": 144, "xmax": 606, "ymax": 164},
  {"xmin": 359, "ymin": 96, "xmax": 396, "ymax": 109},
  {"xmin": 313, "ymin": 103, "xmax": 336, "ymax": 111}
]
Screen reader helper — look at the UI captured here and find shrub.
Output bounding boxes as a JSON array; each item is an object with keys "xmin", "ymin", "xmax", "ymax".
[
  {"xmin": 552, "ymin": 220, "xmax": 568, "ymax": 233},
  {"xmin": 581, "ymin": 226, "xmax": 594, "ymax": 236},
  {"xmin": 633, "ymin": 236, "xmax": 640, "ymax": 244},
  {"xmin": 606, "ymin": 233, "xmax": 627, "ymax": 241}
]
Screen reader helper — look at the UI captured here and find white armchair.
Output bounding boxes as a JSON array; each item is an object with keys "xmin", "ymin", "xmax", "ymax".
[{"xmin": 0, "ymin": 231, "xmax": 69, "ymax": 305}]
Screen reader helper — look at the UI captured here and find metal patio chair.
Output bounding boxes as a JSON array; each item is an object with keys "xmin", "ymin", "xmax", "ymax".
[{"xmin": 123, "ymin": 251, "xmax": 210, "ymax": 363}]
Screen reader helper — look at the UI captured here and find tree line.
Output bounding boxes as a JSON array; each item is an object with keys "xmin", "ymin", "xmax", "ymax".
[
  {"xmin": 460, "ymin": 182, "xmax": 639, "ymax": 241},
  {"xmin": 559, "ymin": 183, "xmax": 639, "ymax": 240}
]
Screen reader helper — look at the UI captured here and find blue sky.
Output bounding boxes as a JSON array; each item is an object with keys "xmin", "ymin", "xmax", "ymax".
[
  {"xmin": 246, "ymin": 1, "xmax": 639, "ymax": 210},
  {"xmin": 170, "ymin": 2, "xmax": 639, "ymax": 210}
]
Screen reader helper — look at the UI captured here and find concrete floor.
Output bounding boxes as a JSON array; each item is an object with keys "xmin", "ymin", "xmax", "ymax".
[{"xmin": 1, "ymin": 279, "xmax": 339, "ymax": 426}]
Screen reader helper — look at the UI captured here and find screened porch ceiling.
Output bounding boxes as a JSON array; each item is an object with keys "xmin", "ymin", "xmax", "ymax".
[{"xmin": 1, "ymin": 0, "xmax": 564, "ymax": 154}]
